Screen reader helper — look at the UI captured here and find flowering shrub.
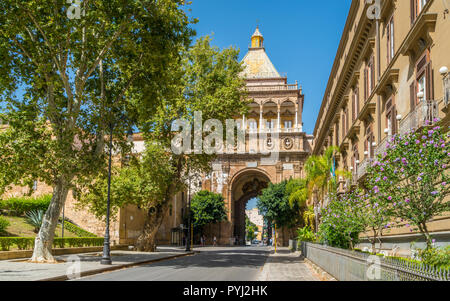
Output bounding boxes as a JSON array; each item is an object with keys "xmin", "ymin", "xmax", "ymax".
[
  {"xmin": 319, "ymin": 192, "xmax": 366, "ymax": 249},
  {"xmin": 367, "ymin": 123, "xmax": 450, "ymax": 249},
  {"xmin": 296, "ymin": 226, "xmax": 317, "ymax": 243}
]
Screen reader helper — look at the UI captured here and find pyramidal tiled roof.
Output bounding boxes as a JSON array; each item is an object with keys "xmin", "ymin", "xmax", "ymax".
[{"xmin": 240, "ymin": 28, "xmax": 280, "ymax": 79}]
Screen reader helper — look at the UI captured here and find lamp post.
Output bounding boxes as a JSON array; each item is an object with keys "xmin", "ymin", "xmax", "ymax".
[
  {"xmin": 185, "ymin": 163, "xmax": 191, "ymax": 252},
  {"xmin": 101, "ymin": 122, "xmax": 115, "ymax": 265},
  {"xmin": 101, "ymin": 117, "xmax": 133, "ymax": 265}
]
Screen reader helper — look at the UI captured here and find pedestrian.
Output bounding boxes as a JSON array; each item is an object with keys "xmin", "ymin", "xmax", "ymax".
[
  {"xmin": 213, "ymin": 236, "xmax": 217, "ymax": 246},
  {"xmin": 200, "ymin": 235, "xmax": 204, "ymax": 247}
]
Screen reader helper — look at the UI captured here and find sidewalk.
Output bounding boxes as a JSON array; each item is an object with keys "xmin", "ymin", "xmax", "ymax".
[
  {"xmin": 257, "ymin": 247, "xmax": 320, "ymax": 281},
  {"xmin": 0, "ymin": 246, "xmax": 195, "ymax": 281}
]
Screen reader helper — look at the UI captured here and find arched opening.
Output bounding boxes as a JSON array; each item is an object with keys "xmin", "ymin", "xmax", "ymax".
[{"xmin": 230, "ymin": 169, "xmax": 271, "ymax": 245}]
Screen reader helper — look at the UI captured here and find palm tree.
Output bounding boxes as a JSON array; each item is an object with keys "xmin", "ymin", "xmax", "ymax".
[{"xmin": 288, "ymin": 146, "xmax": 350, "ymax": 231}]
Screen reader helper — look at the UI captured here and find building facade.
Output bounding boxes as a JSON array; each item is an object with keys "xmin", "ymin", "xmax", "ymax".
[
  {"xmin": 312, "ymin": 0, "xmax": 450, "ymax": 251},
  {"xmin": 245, "ymin": 207, "xmax": 264, "ymax": 241},
  {"xmin": 201, "ymin": 27, "xmax": 313, "ymax": 246}
]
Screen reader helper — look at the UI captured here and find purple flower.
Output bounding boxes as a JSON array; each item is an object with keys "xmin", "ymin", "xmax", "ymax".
[
  {"xmin": 388, "ymin": 196, "xmax": 392, "ymax": 201},
  {"xmin": 405, "ymin": 199, "xmax": 410, "ymax": 203},
  {"xmin": 428, "ymin": 130, "xmax": 434, "ymax": 136},
  {"xmin": 416, "ymin": 140, "xmax": 420, "ymax": 144},
  {"xmin": 442, "ymin": 182, "xmax": 447, "ymax": 186},
  {"xmin": 383, "ymin": 176, "xmax": 388, "ymax": 181},
  {"xmin": 431, "ymin": 191, "xmax": 438, "ymax": 196}
]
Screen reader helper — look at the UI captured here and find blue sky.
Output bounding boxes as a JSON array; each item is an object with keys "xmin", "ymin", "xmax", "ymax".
[{"xmin": 187, "ymin": 0, "xmax": 352, "ymax": 135}]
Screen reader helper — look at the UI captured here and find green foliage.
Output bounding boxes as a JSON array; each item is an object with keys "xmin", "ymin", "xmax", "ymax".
[
  {"xmin": 418, "ymin": 246, "xmax": 450, "ymax": 268},
  {"xmin": 318, "ymin": 192, "xmax": 366, "ymax": 249},
  {"xmin": 0, "ymin": 216, "xmax": 10, "ymax": 235},
  {"xmin": 25, "ymin": 210, "xmax": 45, "ymax": 233},
  {"xmin": 0, "ymin": 237, "xmax": 104, "ymax": 251},
  {"xmin": 61, "ymin": 221, "xmax": 97, "ymax": 238},
  {"xmin": 191, "ymin": 190, "xmax": 227, "ymax": 233},
  {"xmin": 296, "ymin": 226, "xmax": 317, "ymax": 243},
  {"xmin": 0, "ymin": 0, "xmax": 196, "ymax": 258},
  {"xmin": 257, "ymin": 181, "xmax": 301, "ymax": 229},
  {"xmin": 366, "ymin": 125, "xmax": 450, "ymax": 248},
  {"xmin": 245, "ymin": 216, "xmax": 258, "ymax": 242},
  {"xmin": 0, "ymin": 195, "xmax": 51, "ymax": 216}
]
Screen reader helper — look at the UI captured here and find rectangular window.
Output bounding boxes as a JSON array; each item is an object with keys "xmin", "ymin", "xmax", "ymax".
[
  {"xmin": 284, "ymin": 120, "xmax": 292, "ymax": 129},
  {"xmin": 444, "ymin": 75, "xmax": 450, "ymax": 106},
  {"xmin": 364, "ymin": 56, "xmax": 375, "ymax": 101},
  {"xmin": 415, "ymin": 50, "xmax": 433, "ymax": 103},
  {"xmin": 387, "ymin": 16, "xmax": 395, "ymax": 63},
  {"xmin": 411, "ymin": 0, "xmax": 429, "ymax": 24},
  {"xmin": 352, "ymin": 85, "xmax": 359, "ymax": 122},
  {"xmin": 386, "ymin": 98, "xmax": 397, "ymax": 136}
]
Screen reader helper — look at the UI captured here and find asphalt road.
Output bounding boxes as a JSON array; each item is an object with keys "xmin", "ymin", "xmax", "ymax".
[{"xmin": 77, "ymin": 246, "xmax": 271, "ymax": 281}]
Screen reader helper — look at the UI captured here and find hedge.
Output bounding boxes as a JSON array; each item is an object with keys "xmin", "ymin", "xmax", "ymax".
[
  {"xmin": 0, "ymin": 195, "xmax": 52, "ymax": 216},
  {"xmin": 62, "ymin": 221, "xmax": 97, "ymax": 238},
  {"xmin": 0, "ymin": 237, "xmax": 104, "ymax": 251},
  {"xmin": 0, "ymin": 216, "xmax": 10, "ymax": 234}
]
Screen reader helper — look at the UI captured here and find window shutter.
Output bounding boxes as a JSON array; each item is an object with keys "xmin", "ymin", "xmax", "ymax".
[
  {"xmin": 410, "ymin": 82, "xmax": 416, "ymax": 109},
  {"xmin": 410, "ymin": 0, "xmax": 416, "ymax": 24},
  {"xmin": 426, "ymin": 62, "xmax": 433, "ymax": 100},
  {"xmin": 364, "ymin": 69, "xmax": 368, "ymax": 101}
]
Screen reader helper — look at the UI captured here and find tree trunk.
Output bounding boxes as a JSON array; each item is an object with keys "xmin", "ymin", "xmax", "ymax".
[
  {"xmin": 30, "ymin": 178, "xmax": 69, "ymax": 263},
  {"xmin": 420, "ymin": 223, "xmax": 433, "ymax": 250},
  {"xmin": 135, "ymin": 202, "xmax": 170, "ymax": 252}
]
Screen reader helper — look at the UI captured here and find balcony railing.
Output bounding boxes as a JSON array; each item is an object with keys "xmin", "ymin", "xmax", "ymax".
[
  {"xmin": 398, "ymin": 100, "xmax": 438, "ymax": 136},
  {"xmin": 375, "ymin": 135, "xmax": 390, "ymax": 157},
  {"xmin": 246, "ymin": 84, "xmax": 298, "ymax": 92},
  {"xmin": 356, "ymin": 158, "xmax": 372, "ymax": 180},
  {"xmin": 247, "ymin": 127, "xmax": 302, "ymax": 134}
]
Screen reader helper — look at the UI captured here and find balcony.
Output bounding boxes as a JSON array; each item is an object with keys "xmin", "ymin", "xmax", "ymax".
[
  {"xmin": 356, "ymin": 158, "xmax": 372, "ymax": 180},
  {"xmin": 398, "ymin": 100, "xmax": 438, "ymax": 136},
  {"xmin": 375, "ymin": 135, "xmax": 390, "ymax": 157},
  {"xmin": 246, "ymin": 83, "xmax": 298, "ymax": 92}
]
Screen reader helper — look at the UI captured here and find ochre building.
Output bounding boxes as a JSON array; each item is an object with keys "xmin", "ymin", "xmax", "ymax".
[{"xmin": 312, "ymin": 0, "xmax": 450, "ymax": 252}]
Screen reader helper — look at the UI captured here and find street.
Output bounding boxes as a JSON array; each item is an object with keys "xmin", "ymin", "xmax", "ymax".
[{"xmin": 76, "ymin": 246, "xmax": 318, "ymax": 281}]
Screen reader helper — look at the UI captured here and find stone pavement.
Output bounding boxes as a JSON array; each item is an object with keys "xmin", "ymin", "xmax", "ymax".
[
  {"xmin": 0, "ymin": 246, "xmax": 194, "ymax": 281},
  {"xmin": 257, "ymin": 247, "xmax": 320, "ymax": 281}
]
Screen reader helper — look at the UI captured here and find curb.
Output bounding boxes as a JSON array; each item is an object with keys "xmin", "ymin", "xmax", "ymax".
[{"xmin": 38, "ymin": 251, "xmax": 199, "ymax": 281}]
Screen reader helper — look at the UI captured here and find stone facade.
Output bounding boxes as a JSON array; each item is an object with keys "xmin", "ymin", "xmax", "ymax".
[
  {"xmin": 201, "ymin": 28, "xmax": 312, "ymax": 246},
  {"xmin": 312, "ymin": 0, "xmax": 450, "ymax": 249}
]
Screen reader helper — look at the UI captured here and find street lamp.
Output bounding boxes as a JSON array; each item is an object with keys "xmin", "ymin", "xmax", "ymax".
[
  {"xmin": 185, "ymin": 163, "xmax": 192, "ymax": 252},
  {"xmin": 101, "ymin": 117, "xmax": 133, "ymax": 265}
]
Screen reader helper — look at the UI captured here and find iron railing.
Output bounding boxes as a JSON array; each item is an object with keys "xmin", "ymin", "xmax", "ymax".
[
  {"xmin": 356, "ymin": 158, "xmax": 371, "ymax": 180},
  {"xmin": 300, "ymin": 242, "xmax": 449, "ymax": 281},
  {"xmin": 246, "ymin": 84, "xmax": 298, "ymax": 92},
  {"xmin": 375, "ymin": 135, "xmax": 391, "ymax": 157},
  {"xmin": 398, "ymin": 100, "xmax": 438, "ymax": 136}
]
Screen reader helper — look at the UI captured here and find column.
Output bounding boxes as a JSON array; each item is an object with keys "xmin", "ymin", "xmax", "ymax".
[
  {"xmin": 259, "ymin": 104, "xmax": 263, "ymax": 130},
  {"xmin": 295, "ymin": 105, "xmax": 298, "ymax": 129},
  {"xmin": 242, "ymin": 114, "xmax": 246, "ymax": 130},
  {"xmin": 277, "ymin": 104, "xmax": 281, "ymax": 129}
]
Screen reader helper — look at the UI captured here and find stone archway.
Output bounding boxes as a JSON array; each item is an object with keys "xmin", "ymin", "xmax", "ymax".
[{"xmin": 230, "ymin": 169, "xmax": 271, "ymax": 245}]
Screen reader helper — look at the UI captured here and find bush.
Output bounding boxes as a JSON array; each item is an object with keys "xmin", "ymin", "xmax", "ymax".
[
  {"xmin": 318, "ymin": 223, "xmax": 360, "ymax": 250},
  {"xmin": 25, "ymin": 210, "xmax": 45, "ymax": 233},
  {"xmin": 61, "ymin": 221, "xmax": 97, "ymax": 237},
  {"xmin": 418, "ymin": 246, "xmax": 450, "ymax": 268},
  {"xmin": 0, "ymin": 237, "xmax": 104, "ymax": 251},
  {"xmin": 0, "ymin": 195, "xmax": 51, "ymax": 216},
  {"xmin": 297, "ymin": 226, "xmax": 316, "ymax": 243},
  {"xmin": 0, "ymin": 216, "xmax": 10, "ymax": 235}
]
